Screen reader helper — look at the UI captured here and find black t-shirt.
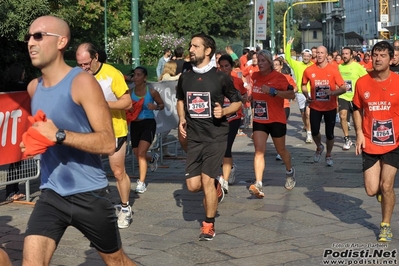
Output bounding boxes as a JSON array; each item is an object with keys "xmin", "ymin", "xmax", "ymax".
[
  {"xmin": 390, "ymin": 64, "xmax": 399, "ymax": 74},
  {"xmin": 176, "ymin": 67, "xmax": 241, "ymax": 142},
  {"xmin": 173, "ymin": 59, "xmax": 185, "ymax": 75}
]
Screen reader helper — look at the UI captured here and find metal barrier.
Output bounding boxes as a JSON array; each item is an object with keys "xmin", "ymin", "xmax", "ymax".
[
  {"xmin": 128, "ymin": 131, "xmax": 180, "ymax": 175},
  {"xmin": 0, "ymin": 158, "xmax": 41, "ymax": 202}
]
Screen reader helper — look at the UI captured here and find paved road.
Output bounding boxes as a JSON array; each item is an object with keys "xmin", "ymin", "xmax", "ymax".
[{"xmin": 1, "ymin": 104, "xmax": 398, "ymax": 266}]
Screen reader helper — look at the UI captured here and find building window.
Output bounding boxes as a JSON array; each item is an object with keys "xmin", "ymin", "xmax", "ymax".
[{"xmin": 313, "ymin": 30, "xmax": 317, "ymax": 39}]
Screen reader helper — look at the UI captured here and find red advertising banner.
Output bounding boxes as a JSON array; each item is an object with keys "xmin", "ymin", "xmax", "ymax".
[{"xmin": 0, "ymin": 92, "xmax": 31, "ymax": 165}]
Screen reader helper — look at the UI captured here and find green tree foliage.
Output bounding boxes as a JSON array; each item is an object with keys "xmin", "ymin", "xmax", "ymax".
[
  {"xmin": 0, "ymin": 0, "xmax": 51, "ymax": 40},
  {"xmin": 142, "ymin": 0, "xmax": 251, "ymax": 38}
]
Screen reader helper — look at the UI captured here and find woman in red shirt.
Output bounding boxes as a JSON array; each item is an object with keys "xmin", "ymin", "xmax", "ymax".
[{"xmin": 248, "ymin": 50, "xmax": 296, "ymax": 199}]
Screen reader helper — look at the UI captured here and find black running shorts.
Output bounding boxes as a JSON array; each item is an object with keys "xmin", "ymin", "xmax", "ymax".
[
  {"xmin": 129, "ymin": 119, "xmax": 156, "ymax": 148},
  {"xmin": 362, "ymin": 146, "xmax": 399, "ymax": 172},
  {"xmin": 25, "ymin": 187, "xmax": 122, "ymax": 254},
  {"xmin": 253, "ymin": 121, "xmax": 287, "ymax": 138},
  {"xmin": 185, "ymin": 139, "xmax": 227, "ymax": 179},
  {"xmin": 115, "ymin": 136, "xmax": 127, "ymax": 152},
  {"xmin": 338, "ymin": 98, "xmax": 353, "ymax": 112}
]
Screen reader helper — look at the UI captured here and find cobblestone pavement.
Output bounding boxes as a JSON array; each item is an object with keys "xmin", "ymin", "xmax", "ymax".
[{"xmin": 1, "ymin": 104, "xmax": 398, "ymax": 266}]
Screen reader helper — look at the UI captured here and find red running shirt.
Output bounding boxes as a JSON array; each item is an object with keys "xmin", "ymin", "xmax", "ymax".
[
  {"xmin": 302, "ymin": 64, "xmax": 345, "ymax": 111},
  {"xmin": 353, "ymin": 72, "xmax": 399, "ymax": 154},
  {"xmin": 223, "ymin": 70, "xmax": 246, "ymax": 122},
  {"xmin": 251, "ymin": 70, "xmax": 289, "ymax": 124}
]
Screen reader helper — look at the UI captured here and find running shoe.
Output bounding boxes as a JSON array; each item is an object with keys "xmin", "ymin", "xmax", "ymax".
[
  {"xmin": 285, "ymin": 167, "xmax": 296, "ymax": 190},
  {"xmin": 342, "ymin": 138, "xmax": 352, "ymax": 150},
  {"xmin": 217, "ymin": 175, "xmax": 229, "ymax": 194},
  {"xmin": 276, "ymin": 154, "xmax": 282, "ymax": 161},
  {"xmin": 199, "ymin": 221, "xmax": 215, "ymax": 241},
  {"xmin": 335, "ymin": 113, "xmax": 340, "ymax": 123},
  {"xmin": 347, "ymin": 122, "xmax": 351, "ymax": 131},
  {"xmin": 313, "ymin": 144, "xmax": 324, "ymax": 163},
  {"xmin": 215, "ymin": 178, "xmax": 225, "ymax": 203},
  {"xmin": 326, "ymin": 156, "xmax": 334, "ymax": 167},
  {"xmin": 149, "ymin": 153, "xmax": 159, "ymax": 172},
  {"xmin": 135, "ymin": 180, "xmax": 147, "ymax": 194},
  {"xmin": 249, "ymin": 182, "xmax": 264, "ymax": 198},
  {"xmin": 305, "ymin": 132, "xmax": 313, "ymax": 144},
  {"xmin": 117, "ymin": 205, "xmax": 132, "ymax": 229},
  {"xmin": 378, "ymin": 223, "xmax": 393, "ymax": 242},
  {"xmin": 376, "ymin": 193, "xmax": 382, "ymax": 203},
  {"xmin": 228, "ymin": 163, "xmax": 237, "ymax": 185}
]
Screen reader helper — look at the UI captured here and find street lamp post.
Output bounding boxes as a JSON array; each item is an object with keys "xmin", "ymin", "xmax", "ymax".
[
  {"xmin": 270, "ymin": 0, "xmax": 275, "ymax": 55},
  {"xmin": 131, "ymin": 0, "xmax": 140, "ymax": 68},
  {"xmin": 283, "ymin": 0, "xmax": 339, "ymax": 52},
  {"xmin": 248, "ymin": 1, "xmax": 254, "ymax": 48},
  {"xmin": 104, "ymin": 0, "xmax": 107, "ymax": 54},
  {"xmin": 307, "ymin": 23, "xmax": 310, "ymax": 50}
]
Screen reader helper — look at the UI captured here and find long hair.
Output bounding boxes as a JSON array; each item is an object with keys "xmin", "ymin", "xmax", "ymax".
[
  {"xmin": 190, "ymin": 33, "xmax": 216, "ymax": 58},
  {"xmin": 160, "ymin": 61, "xmax": 177, "ymax": 80}
]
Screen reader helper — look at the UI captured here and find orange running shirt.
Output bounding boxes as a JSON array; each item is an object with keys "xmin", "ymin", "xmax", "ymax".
[
  {"xmin": 302, "ymin": 63, "xmax": 345, "ymax": 111},
  {"xmin": 251, "ymin": 70, "xmax": 289, "ymax": 124},
  {"xmin": 223, "ymin": 70, "xmax": 246, "ymax": 122},
  {"xmin": 353, "ymin": 72, "xmax": 399, "ymax": 154},
  {"xmin": 360, "ymin": 60, "xmax": 373, "ymax": 71}
]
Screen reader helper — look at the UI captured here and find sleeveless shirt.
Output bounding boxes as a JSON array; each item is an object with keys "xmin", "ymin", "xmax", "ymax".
[{"xmin": 31, "ymin": 67, "xmax": 108, "ymax": 196}]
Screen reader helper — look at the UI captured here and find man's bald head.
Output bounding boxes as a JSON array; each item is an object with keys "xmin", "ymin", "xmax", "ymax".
[{"xmin": 30, "ymin": 16, "xmax": 70, "ymax": 50}]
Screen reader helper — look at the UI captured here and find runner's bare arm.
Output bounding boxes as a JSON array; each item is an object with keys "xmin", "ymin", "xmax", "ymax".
[
  {"xmin": 353, "ymin": 109, "xmax": 365, "ymax": 155},
  {"xmin": 149, "ymin": 88, "xmax": 164, "ymax": 110},
  {"xmin": 177, "ymin": 99, "xmax": 187, "ymax": 137},
  {"xmin": 108, "ymin": 91, "xmax": 132, "ymax": 110}
]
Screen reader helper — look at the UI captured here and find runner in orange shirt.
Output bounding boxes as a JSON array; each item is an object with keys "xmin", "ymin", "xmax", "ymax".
[
  {"xmin": 353, "ymin": 41, "xmax": 399, "ymax": 242},
  {"xmin": 359, "ymin": 53, "xmax": 373, "ymax": 72},
  {"xmin": 248, "ymin": 50, "xmax": 296, "ymax": 199},
  {"xmin": 302, "ymin": 46, "xmax": 347, "ymax": 166}
]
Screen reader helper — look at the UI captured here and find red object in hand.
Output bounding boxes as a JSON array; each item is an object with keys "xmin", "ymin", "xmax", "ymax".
[
  {"xmin": 22, "ymin": 110, "xmax": 55, "ymax": 158},
  {"xmin": 125, "ymin": 98, "xmax": 144, "ymax": 124}
]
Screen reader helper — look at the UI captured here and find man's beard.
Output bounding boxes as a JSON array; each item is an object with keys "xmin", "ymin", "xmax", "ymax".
[{"xmin": 190, "ymin": 54, "xmax": 205, "ymax": 67}]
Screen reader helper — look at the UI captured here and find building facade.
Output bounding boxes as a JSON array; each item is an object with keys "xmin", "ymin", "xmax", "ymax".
[{"xmin": 322, "ymin": 0, "xmax": 399, "ymax": 52}]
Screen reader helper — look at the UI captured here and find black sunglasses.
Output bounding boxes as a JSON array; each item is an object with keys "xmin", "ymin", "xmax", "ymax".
[{"xmin": 24, "ymin": 32, "xmax": 62, "ymax": 42}]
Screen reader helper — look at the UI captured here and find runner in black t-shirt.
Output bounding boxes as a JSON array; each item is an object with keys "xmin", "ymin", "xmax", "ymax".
[
  {"xmin": 389, "ymin": 47, "xmax": 399, "ymax": 74},
  {"xmin": 176, "ymin": 33, "xmax": 241, "ymax": 241}
]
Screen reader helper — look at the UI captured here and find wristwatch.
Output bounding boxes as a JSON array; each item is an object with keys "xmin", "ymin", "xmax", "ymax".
[
  {"xmin": 56, "ymin": 129, "xmax": 66, "ymax": 145},
  {"xmin": 269, "ymin": 87, "xmax": 278, "ymax": 97}
]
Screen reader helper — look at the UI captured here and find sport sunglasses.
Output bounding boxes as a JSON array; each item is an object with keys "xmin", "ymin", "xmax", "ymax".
[{"xmin": 24, "ymin": 32, "xmax": 62, "ymax": 42}]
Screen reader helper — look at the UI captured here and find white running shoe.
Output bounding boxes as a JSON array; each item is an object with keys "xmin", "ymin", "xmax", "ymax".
[
  {"xmin": 326, "ymin": 156, "xmax": 334, "ymax": 166},
  {"xmin": 342, "ymin": 138, "xmax": 352, "ymax": 150},
  {"xmin": 276, "ymin": 154, "xmax": 282, "ymax": 161},
  {"xmin": 228, "ymin": 163, "xmax": 237, "ymax": 185},
  {"xmin": 249, "ymin": 182, "xmax": 264, "ymax": 198},
  {"xmin": 285, "ymin": 167, "xmax": 296, "ymax": 190},
  {"xmin": 305, "ymin": 132, "xmax": 313, "ymax": 144},
  {"xmin": 135, "ymin": 180, "xmax": 147, "ymax": 193},
  {"xmin": 313, "ymin": 144, "xmax": 324, "ymax": 162},
  {"xmin": 335, "ymin": 114, "xmax": 340, "ymax": 123},
  {"xmin": 117, "ymin": 205, "xmax": 132, "ymax": 229},
  {"xmin": 217, "ymin": 175, "xmax": 229, "ymax": 194},
  {"xmin": 149, "ymin": 153, "xmax": 159, "ymax": 172}
]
